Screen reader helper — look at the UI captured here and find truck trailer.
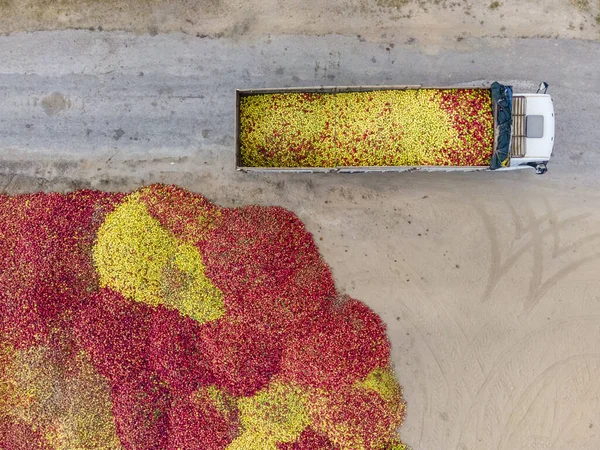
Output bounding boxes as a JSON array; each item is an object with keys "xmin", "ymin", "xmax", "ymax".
[{"xmin": 235, "ymin": 82, "xmax": 554, "ymax": 174}]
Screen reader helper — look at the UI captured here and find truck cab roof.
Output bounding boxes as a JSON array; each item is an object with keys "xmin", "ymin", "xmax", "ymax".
[{"xmin": 519, "ymin": 94, "xmax": 555, "ymax": 160}]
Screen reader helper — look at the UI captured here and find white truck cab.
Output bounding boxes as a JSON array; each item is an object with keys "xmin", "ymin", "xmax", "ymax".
[{"xmin": 508, "ymin": 83, "xmax": 555, "ymax": 174}]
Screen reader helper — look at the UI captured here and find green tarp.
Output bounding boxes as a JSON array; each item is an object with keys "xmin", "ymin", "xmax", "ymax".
[{"xmin": 490, "ymin": 82, "xmax": 513, "ymax": 170}]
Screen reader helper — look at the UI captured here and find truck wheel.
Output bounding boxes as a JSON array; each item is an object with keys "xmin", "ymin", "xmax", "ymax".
[{"xmin": 535, "ymin": 163, "xmax": 548, "ymax": 175}]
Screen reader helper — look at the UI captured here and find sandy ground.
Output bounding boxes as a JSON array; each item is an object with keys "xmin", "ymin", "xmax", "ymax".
[
  {"xmin": 3, "ymin": 153, "xmax": 600, "ymax": 450},
  {"xmin": 0, "ymin": 0, "xmax": 599, "ymax": 45},
  {"xmin": 1, "ymin": 5, "xmax": 600, "ymax": 450}
]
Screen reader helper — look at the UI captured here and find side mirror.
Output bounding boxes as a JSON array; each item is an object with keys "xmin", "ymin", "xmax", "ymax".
[
  {"xmin": 536, "ymin": 82, "xmax": 549, "ymax": 94},
  {"xmin": 535, "ymin": 163, "xmax": 548, "ymax": 175}
]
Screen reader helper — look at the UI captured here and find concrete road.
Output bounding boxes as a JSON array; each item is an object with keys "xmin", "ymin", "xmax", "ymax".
[
  {"xmin": 0, "ymin": 32, "xmax": 599, "ymax": 184},
  {"xmin": 1, "ymin": 31, "xmax": 600, "ymax": 449}
]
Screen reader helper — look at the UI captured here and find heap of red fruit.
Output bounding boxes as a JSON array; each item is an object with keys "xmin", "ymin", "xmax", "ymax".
[{"xmin": 0, "ymin": 185, "xmax": 408, "ymax": 450}]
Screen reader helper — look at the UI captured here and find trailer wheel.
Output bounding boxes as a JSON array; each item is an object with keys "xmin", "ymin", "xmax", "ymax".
[{"xmin": 535, "ymin": 163, "xmax": 548, "ymax": 175}]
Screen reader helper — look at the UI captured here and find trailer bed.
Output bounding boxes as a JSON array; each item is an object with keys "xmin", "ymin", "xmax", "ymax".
[{"xmin": 235, "ymin": 85, "xmax": 502, "ymax": 172}]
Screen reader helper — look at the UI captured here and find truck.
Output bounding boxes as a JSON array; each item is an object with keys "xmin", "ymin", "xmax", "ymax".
[{"xmin": 235, "ymin": 82, "xmax": 554, "ymax": 174}]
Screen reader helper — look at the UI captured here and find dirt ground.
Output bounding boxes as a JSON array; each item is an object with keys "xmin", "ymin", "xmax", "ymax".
[
  {"xmin": 1, "ymin": 0, "xmax": 600, "ymax": 449},
  {"xmin": 0, "ymin": 0, "xmax": 599, "ymax": 45}
]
